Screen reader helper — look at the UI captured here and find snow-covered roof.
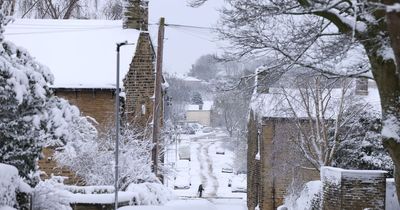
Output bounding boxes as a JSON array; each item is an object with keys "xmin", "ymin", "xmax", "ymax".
[
  {"xmin": 181, "ymin": 76, "xmax": 202, "ymax": 82},
  {"xmin": 5, "ymin": 19, "xmax": 141, "ymax": 88},
  {"xmin": 251, "ymin": 84, "xmax": 381, "ymax": 119},
  {"xmin": 186, "ymin": 101, "xmax": 213, "ymax": 111}
]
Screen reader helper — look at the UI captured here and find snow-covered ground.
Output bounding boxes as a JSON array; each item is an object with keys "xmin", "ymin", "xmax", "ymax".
[
  {"xmin": 118, "ymin": 198, "xmax": 246, "ymax": 210},
  {"xmin": 158, "ymin": 127, "xmax": 247, "ymax": 210}
]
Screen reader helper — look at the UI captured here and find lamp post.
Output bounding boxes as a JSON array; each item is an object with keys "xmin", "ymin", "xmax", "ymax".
[{"xmin": 115, "ymin": 41, "xmax": 134, "ymax": 210}]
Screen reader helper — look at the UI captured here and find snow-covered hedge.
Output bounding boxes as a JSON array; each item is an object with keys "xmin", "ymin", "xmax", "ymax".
[
  {"xmin": 32, "ymin": 177, "xmax": 72, "ymax": 210},
  {"xmin": 0, "ymin": 163, "xmax": 31, "ymax": 209},
  {"xmin": 62, "ymin": 183, "xmax": 174, "ymax": 206},
  {"xmin": 282, "ymin": 180, "xmax": 322, "ymax": 210},
  {"xmin": 126, "ymin": 182, "xmax": 176, "ymax": 205},
  {"xmin": 64, "ymin": 185, "xmax": 115, "ymax": 194}
]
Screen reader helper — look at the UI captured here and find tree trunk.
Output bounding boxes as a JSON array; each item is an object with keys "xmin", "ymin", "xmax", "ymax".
[{"xmin": 368, "ymin": 51, "xmax": 400, "ymax": 201}]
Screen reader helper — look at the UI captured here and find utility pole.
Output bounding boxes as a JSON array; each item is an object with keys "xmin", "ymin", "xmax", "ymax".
[
  {"xmin": 152, "ymin": 17, "xmax": 165, "ymax": 178},
  {"xmin": 114, "ymin": 41, "xmax": 134, "ymax": 210}
]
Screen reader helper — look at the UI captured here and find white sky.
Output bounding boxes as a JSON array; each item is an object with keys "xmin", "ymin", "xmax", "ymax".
[{"xmin": 149, "ymin": 0, "xmax": 225, "ymax": 76}]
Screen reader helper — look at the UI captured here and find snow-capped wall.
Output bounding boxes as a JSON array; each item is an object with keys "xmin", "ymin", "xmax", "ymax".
[{"xmin": 321, "ymin": 166, "xmax": 386, "ymax": 210}]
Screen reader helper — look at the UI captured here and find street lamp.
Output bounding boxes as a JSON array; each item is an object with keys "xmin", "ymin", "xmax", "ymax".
[{"xmin": 115, "ymin": 41, "xmax": 134, "ymax": 210}]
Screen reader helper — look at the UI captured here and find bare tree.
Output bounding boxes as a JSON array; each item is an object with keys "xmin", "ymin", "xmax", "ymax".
[
  {"xmin": 192, "ymin": 0, "xmax": 400, "ymax": 199},
  {"xmin": 278, "ymin": 77, "xmax": 360, "ymax": 169},
  {"xmin": 102, "ymin": 0, "xmax": 123, "ymax": 20},
  {"xmin": 17, "ymin": 0, "xmax": 96, "ymax": 19}
]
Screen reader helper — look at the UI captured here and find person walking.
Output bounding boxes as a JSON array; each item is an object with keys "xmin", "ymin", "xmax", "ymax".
[{"xmin": 198, "ymin": 184, "xmax": 204, "ymax": 198}]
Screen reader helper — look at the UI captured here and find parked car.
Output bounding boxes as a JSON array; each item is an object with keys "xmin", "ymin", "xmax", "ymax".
[
  {"xmin": 222, "ymin": 167, "xmax": 233, "ymax": 173},
  {"xmin": 178, "ymin": 146, "xmax": 191, "ymax": 161},
  {"xmin": 184, "ymin": 126, "xmax": 196, "ymax": 135},
  {"xmin": 231, "ymin": 174, "xmax": 247, "ymax": 193},
  {"xmin": 202, "ymin": 127, "xmax": 213, "ymax": 133},
  {"xmin": 174, "ymin": 171, "xmax": 191, "ymax": 189},
  {"xmin": 221, "ymin": 164, "xmax": 233, "ymax": 173},
  {"xmin": 188, "ymin": 122, "xmax": 203, "ymax": 131},
  {"xmin": 216, "ymin": 147, "xmax": 225, "ymax": 155}
]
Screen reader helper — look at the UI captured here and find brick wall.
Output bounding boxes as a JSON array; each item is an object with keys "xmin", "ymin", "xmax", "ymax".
[
  {"xmin": 124, "ymin": 32, "xmax": 156, "ymax": 128},
  {"xmin": 39, "ymin": 88, "xmax": 116, "ymax": 184},
  {"xmin": 321, "ymin": 167, "xmax": 386, "ymax": 210},
  {"xmin": 248, "ymin": 116, "xmax": 320, "ymax": 210},
  {"xmin": 38, "ymin": 147, "xmax": 84, "ymax": 185},
  {"xmin": 54, "ymin": 88, "xmax": 115, "ymax": 134}
]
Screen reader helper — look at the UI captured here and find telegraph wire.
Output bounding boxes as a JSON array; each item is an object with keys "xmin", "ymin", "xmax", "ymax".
[{"xmin": 4, "ymin": 21, "xmax": 219, "ymax": 39}]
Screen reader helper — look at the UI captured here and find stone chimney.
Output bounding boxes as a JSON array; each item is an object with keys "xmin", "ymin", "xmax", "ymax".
[
  {"xmin": 355, "ymin": 78, "xmax": 368, "ymax": 95},
  {"xmin": 123, "ymin": 0, "xmax": 149, "ymax": 31},
  {"xmin": 256, "ymin": 70, "xmax": 270, "ymax": 94}
]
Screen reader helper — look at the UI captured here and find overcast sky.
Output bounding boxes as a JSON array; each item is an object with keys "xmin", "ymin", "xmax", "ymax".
[{"xmin": 149, "ymin": 0, "xmax": 225, "ymax": 76}]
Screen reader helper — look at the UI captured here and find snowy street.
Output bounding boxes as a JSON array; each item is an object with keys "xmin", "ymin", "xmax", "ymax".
[{"xmin": 163, "ymin": 128, "xmax": 247, "ymax": 210}]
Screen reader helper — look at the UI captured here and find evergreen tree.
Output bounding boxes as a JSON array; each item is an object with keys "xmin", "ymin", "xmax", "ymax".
[
  {"xmin": 0, "ymin": 11, "xmax": 52, "ymax": 179},
  {"xmin": 0, "ymin": 8, "xmax": 96, "ymax": 181},
  {"xmin": 333, "ymin": 108, "xmax": 393, "ymax": 175},
  {"xmin": 191, "ymin": 92, "xmax": 203, "ymax": 105}
]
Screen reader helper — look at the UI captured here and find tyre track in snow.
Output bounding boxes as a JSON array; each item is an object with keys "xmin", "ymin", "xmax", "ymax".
[{"xmin": 195, "ymin": 137, "xmax": 220, "ymax": 197}]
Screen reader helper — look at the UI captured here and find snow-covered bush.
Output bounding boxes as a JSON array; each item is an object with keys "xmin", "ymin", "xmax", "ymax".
[
  {"xmin": 55, "ymin": 125, "xmax": 157, "ymax": 188},
  {"xmin": 283, "ymin": 181, "xmax": 322, "ymax": 210},
  {"xmin": 0, "ymin": 164, "xmax": 32, "ymax": 209},
  {"xmin": 126, "ymin": 182, "xmax": 175, "ymax": 205},
  {"xmin": 32, "ymin": 177, "xmax": 72, "ymax": 210}
]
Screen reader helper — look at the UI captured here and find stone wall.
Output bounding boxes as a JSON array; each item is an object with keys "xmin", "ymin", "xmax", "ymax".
[
  {"xmin": 321, "ymin": 167, "xmax": 386, "ymax": 210},
  {"xmin": 54, "ymin": 88, "xmax": 115, "ymax": 134},
  {"xmin": 123, "ymin": 32, "xmax": 156, "ymax": 128},
  {"xmin": 38, "ymin": 147, "xmax": 84, "ymax": 185},
  {"xmin": 40, "ymin": 89, "xmax": 117, "ymax": 184},
  {"xmin": 247, "ymin": 111, "xmax": 259, "ymax": 210},
  {"xmin": 248, "ymin": 116, "xmax": 320, "ymax": 210}
]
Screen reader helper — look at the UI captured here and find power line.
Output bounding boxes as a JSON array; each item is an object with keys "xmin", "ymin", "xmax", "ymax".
[
  {"xmin": 4, "ymin": 25, "xmax": 120, "ymax": 35},
  {"xmin": 4, "ymin": 21, "xmax": 218, "ymax": 36}
]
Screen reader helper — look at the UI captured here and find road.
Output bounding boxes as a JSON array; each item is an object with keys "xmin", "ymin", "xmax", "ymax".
[{"xmin": 169, "ymin": 128, "xmax": 247, "ymax": 209}]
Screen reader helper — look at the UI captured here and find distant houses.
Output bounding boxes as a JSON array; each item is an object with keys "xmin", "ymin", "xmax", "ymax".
[
  {"xmin": 185, "ymin": 101, "xmax": 214, "ymax": 126},
  {"xmin": 6, "ymin": 1, "xmax": 165, "ymax": 184}
]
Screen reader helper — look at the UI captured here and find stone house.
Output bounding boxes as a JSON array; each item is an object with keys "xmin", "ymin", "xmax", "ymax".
[
  {"xmin": 185, "ymin": 101, "xmax": 214, "ymax": 126},
  {"xmin": 6, "ymin": 0, "xmax": 163, "ymax": 184},
  {"xmin": 247, "ymin": 74, "xmax": 381, "ymax": 210}
]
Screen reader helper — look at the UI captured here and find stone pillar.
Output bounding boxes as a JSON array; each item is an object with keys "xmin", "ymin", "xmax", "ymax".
[
  {"xmin": 321, "ymin": 167, "xmax": 386, "ymax": 210},
  {"xmin": 247, "ymin": 110, "xmax": 260, "ymax": 210},
  {"xmin": 123, "ymin": 32, "xmax": 155, "ymax": 128},
  {"xmin": 259, "ymin": 118, "xmax": 275, "ymax": 210}
]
